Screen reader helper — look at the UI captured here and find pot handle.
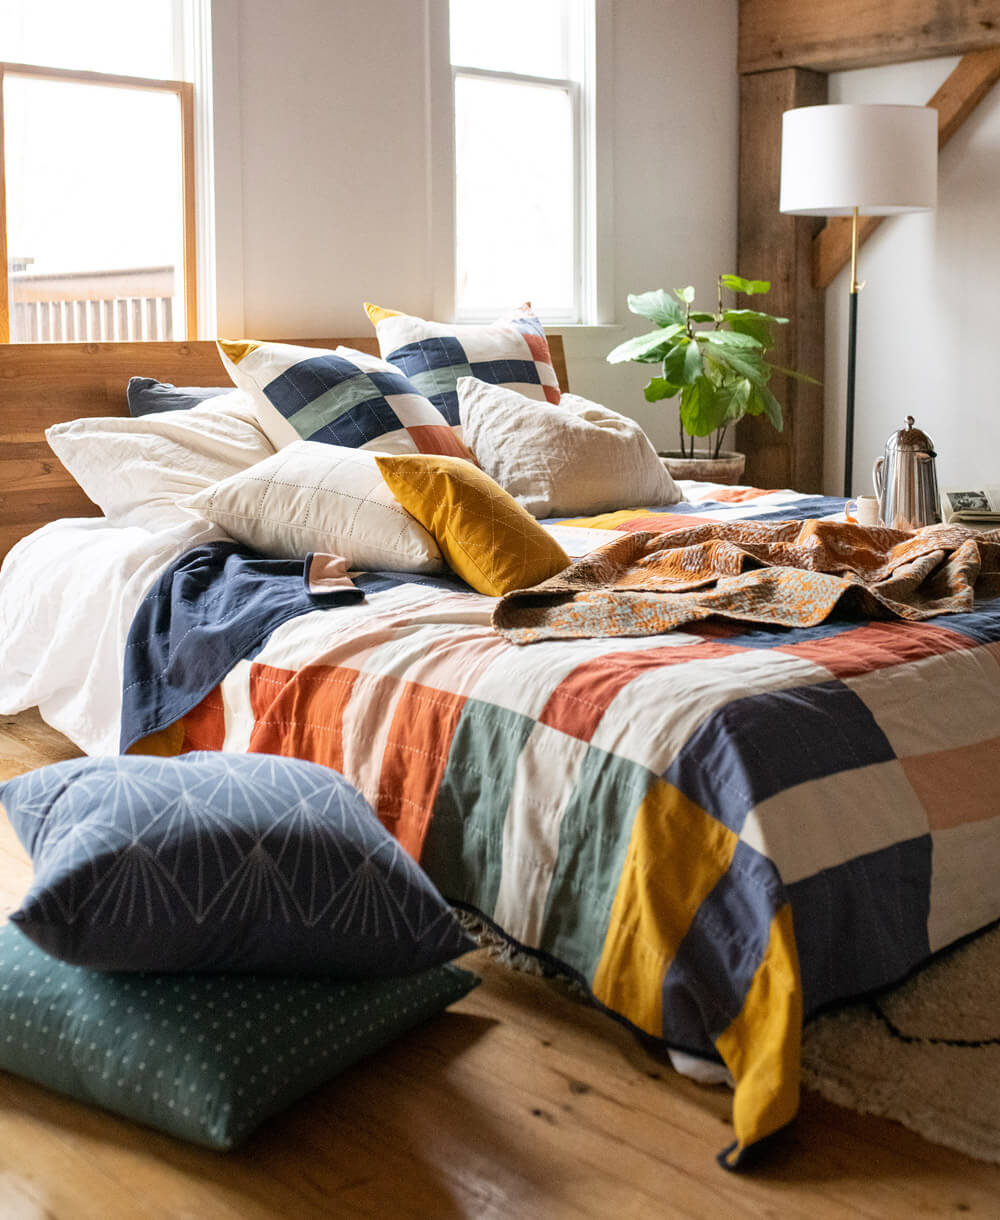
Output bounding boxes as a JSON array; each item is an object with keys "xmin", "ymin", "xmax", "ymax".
[{"xmin": 872, "ymin": 456, "xmax": 884, "ymax": 499}]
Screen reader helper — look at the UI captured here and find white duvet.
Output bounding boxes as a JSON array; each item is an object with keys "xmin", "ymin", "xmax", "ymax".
[
  {"xmin": 0, "ymin": 514, "xmax": 228, "ymax": 755},
  {"xmin": 0, "ymin": 513, "xmax": 619, "ymax": 757}
]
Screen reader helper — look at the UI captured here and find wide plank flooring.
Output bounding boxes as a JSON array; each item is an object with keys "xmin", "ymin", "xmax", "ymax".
[{"xmin": 1, "ymin": 707, "xmax": 998, "ymax": 1218}]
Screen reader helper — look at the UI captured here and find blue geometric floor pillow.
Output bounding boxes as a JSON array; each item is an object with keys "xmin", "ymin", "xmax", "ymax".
[{"xmin": 0, "ymin": 753, "xmax": 473, "ymax": 975}]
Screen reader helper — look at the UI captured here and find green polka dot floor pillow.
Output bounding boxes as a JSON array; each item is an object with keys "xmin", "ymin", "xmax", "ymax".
[
  {"xmin": 0, "ymin": 924, "xmax": 478, "ymax": 1148},
  {"xmin": 0, "ymin": 753, "xmax": 473, "ymax": 975}
]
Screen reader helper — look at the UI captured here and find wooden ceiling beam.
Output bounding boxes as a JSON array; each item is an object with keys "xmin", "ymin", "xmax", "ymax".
[
  {"xmin": 740, "ymin": 0, "xmax": 1000, "ymax": 74},
  {"xmin": 812, "ymin": 47, "xmax": 1000, "ymax": 289}
]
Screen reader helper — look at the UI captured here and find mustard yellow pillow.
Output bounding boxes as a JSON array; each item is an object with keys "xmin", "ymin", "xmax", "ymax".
[{"xmin": 375, "ymin": 454, "xmax": 570, "ymax": 597}]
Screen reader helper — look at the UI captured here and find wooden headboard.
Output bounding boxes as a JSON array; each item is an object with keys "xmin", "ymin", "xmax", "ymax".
[{"xmin": 0, "ymin": 336, "xmax": 569, "ymax": 561}]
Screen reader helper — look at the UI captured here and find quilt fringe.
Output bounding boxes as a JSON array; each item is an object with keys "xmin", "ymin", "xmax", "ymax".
[{"xmin": 452, "ymin": 907, "xmax": 589, "ymax": 999}]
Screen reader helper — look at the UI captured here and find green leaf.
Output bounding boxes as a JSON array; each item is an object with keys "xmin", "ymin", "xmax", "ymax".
[
  {"xmin": 674, "ymin": 285, "xmax": 696, "ymax": 304},
  {"xmin": 643, "ymin": 377, "xmax": 679, "ymax": 403},
  {"xmin": 747, "ymin": 381, "xmax": 784, "ymax": 431},
  {"xmin": 722, "ymin": 309, "xmax": 784, "ymax": 349},
  {"xmin": 606, "ymin": 324, "xmax": 683, "ymax": 364},
  {"xmin": 679, "ymin": 380, "xmax": 729, "ymax": 437},
  {"xmin": 713, "ymin": 378, "xmax": 751, "ymax": 424},
  {"xmin": 703, "ymin": 343, "xmax": 769, "ymax": 385},
  {"xmin": 771, "ymin": 363, "xmax": 823, "ymax": 387},
  {"xmin": 723, "ymin": 308, "xmax": 787, "ymax": 326},
  {"xmin": 688, "ymin": 311, "xmax": 716, "ymax": 324},
  {"xmin": 627, "ymin": 290, "xmax": 686, "ymax": 328},
  {"xmin": 721, "ymin": 274, "xmax": 770, "ymax": 295},
  {"xmin": 700, "ymin": 330, "xmax": 764, "ymax": 351},
  {"xmin": 662, "ymin": 337, "xmax": 703, "ymax": 385}
]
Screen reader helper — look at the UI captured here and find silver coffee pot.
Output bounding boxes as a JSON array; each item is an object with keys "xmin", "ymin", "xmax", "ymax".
[{"xmin": 872, "ymin": 416, "xmax": 941, "ymax": 531}]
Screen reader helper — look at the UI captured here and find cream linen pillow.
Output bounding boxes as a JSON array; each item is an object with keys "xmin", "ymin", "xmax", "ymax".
[
  {"xmin": 181, "ymin": 441, "xmax": 444, "ymax": 573},
  {"xmin": 45, "ymin": 393, "xmax": 276, "ymax": 529},
  {"xmin": 457, "ymin": 378, "xmax": 680, "ymax": 518}
]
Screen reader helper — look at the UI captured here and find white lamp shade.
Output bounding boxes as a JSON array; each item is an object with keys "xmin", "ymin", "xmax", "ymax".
[{"xmin": 779, "ymin": 104, "xmax": 938, "ymax": 216}]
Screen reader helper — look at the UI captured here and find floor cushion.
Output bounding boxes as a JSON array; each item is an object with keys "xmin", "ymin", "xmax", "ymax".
[
  {"xmin": 0, "ymin": 924, "xmax": 478, "ymax": 1148},
  {"xmin": 1, "ymin": 753, "xmax": 473, "ymax": 975}
]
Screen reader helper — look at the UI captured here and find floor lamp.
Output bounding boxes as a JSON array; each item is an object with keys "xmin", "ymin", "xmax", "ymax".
[{"xmin": 779, "ymin": 104, "xmax": 937, "ymax": 498}]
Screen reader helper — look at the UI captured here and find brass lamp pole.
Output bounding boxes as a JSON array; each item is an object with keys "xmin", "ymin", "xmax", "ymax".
[{"xmin": 844, "ymin": 207, "xmax": 864, "ymax": 498}]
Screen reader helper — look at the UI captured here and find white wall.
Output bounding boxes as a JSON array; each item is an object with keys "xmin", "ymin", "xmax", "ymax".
[
  {"xmin": 210, "ymin": 0, "xmax": 739, "ymax": 453},
  {"xmin": 212, "ymin": 0, "xmax": 434, "ymax": 339},
  {"xmin": 826, "ymin": 61, "xmax": 1000, "ymax": 497},
  {"xmin": 555, "ymin": 0, "xmax": 739, "ymax": 451}
]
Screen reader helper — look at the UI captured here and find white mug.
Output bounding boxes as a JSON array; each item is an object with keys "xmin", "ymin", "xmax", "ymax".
[{"xmin": 846, "ymin": 495, "xmax": 880, "ymax": 527}]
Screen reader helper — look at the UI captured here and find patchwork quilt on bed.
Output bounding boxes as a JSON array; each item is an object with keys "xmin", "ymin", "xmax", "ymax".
[
  {"xmin": 120, "ymin": 485, "xmax": 1000, "ymax": 1167},
  {"xmin": 494, "ymin": 519, "xmax": 1000, "ymax": 641}
]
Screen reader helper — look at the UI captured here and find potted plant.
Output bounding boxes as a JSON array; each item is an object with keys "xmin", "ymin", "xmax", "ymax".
[{"xmin": 606, "ymin": 274, "xmax": 818, "ymax": 483}]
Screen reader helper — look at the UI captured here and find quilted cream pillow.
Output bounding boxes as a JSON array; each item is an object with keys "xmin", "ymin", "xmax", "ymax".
[
  {"xmin": 458, "ymin": 377, "xmax": 680, "ymax": 518},
  {"xmin": 45, "ymin": 393, "xmax": 275, "ymax": 528},
  {"xmin": 181, "ymin": 441, "xmax": 444, "ymax": 572},
  {"xmin": 374, "ymin": 454, "xmax": 570, "ymax": 596}
]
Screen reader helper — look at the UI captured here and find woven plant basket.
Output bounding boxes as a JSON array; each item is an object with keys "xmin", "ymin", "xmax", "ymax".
[{"xmin": 659, "ymin": 450, "xmax": 746, "ymax": 485}]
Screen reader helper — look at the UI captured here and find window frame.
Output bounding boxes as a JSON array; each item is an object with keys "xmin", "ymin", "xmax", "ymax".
[
  {"xmin": 450, "ymin": 60, "xmax": 584, "ymax": 325},
  {"xmin": 0, "ymin": 59, "xmax": 197, "ymax": 343},
  {"xmin": 430, "ymin": 0, "xmax": 612, "ymax": 328}
]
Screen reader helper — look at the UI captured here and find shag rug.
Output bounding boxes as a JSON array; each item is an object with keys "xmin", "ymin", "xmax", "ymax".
[{"xmin": 801, "ymin": 921, "xmax": 1000, "ymax": 1164}]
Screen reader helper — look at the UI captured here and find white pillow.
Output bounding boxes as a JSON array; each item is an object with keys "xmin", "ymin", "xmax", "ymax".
[
  {"xmin": 457, "ymin": 377, "xmax": 680, "ymax": 517},
  {"xmin": 180, "ymin": 441, "xmax": 445, "ymax": 573},
  {"xmin": 45, "ymin": 392, "xmax": 275, "ymax": 529}
]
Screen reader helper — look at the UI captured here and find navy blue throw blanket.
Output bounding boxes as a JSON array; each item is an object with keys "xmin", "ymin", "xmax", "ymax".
[{"xmin": 120, "ymin": 542, "xmax": 363, "ymax": 752}]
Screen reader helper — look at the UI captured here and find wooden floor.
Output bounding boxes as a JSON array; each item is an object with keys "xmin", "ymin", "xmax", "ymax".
[{"xmin": 1, "ymin": 710, "xmax": 999, "ymax": 1218}]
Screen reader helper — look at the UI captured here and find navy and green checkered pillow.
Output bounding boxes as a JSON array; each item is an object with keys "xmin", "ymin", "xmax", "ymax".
[
  {"xmin": 218, "ymin": 339, "xmax": 470, "ymax": 459},
  {"xmin": 365, "ymin": 304, "xmax": 562, "ymax": 428}
]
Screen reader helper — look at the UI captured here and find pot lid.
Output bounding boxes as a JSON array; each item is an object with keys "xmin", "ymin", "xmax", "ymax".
[{"xmin": 886, "ymin": 415, "xmax": 936, "ymax": 455}]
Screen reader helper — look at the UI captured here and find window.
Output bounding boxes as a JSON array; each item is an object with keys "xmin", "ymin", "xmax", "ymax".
[
  {"xmin": 448, "ymin": 0, "xmax": 593, "ymax": 323},
  {"xmin": 0, "ymin": 0, "xmax": 199, "ymax": 343}
]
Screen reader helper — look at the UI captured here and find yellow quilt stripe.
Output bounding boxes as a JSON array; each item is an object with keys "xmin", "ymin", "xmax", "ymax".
[
  {"xmin": 555, "ymin": 508, "xmax": 660, "ymax": 530},
  {"xmin": 217, "ymin": 339, "xmax": 260, "ymax": 365},
  {"xmin": 126, "ymin": 720, "xmax": 186, "ymax": 758},
  {"xmin": 592, "ymin": 779, "xmax": 738, "ymax": 1036},
  {"xmin": 364, "ymin": 302, "xmax": 401, "ymax": 327},
  {"xmin": 716, "ymin": 902, "xmax": 803, "ymax": 1164}
]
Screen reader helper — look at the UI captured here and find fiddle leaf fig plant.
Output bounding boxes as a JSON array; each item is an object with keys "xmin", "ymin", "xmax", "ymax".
[{"xmin": 607, "ymin": 274, "xmax": 819, "ymax": 459}]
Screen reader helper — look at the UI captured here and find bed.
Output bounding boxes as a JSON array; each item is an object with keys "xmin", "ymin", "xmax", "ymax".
[{"xmin": 1, "ymin": 337, "xmax": 999, "ymax": 1170}]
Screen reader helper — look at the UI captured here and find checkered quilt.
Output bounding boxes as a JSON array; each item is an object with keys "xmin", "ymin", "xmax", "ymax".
[{"xmin": 129, "ymin": 483, "xmax": 1000, "ymax": 1167}]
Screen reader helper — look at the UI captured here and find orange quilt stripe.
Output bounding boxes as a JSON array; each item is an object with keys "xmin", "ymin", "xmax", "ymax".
[
  {"xmin": 779, "ymin": 620, "xmax": 975, "ymax": 679},
  {"xmin": 181, "ymin": 687, "xmax": 226, "ymax": 751},
  {"xmin": 709, "ymin": 486, "xmax": 772, "ymax": 502},
  {"xmin": 247, "ymin": 662, "xmax": 359, "ymax": 773},
  {"xmin": 538, "ymin": 642, "xmax": 746, "ymax": 742},
  {"xmin": 379, "ymin": 682, "xmax": 468, "ymax": 860},
  {"xmin": 902, "ymin": 737, "xmax": 1000, "ymax": 829}
]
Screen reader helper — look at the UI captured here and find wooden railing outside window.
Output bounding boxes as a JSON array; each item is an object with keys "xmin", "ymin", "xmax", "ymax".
[{"xmin": 0, "ymin": 60, "xmax": 197, "ymax": 343}]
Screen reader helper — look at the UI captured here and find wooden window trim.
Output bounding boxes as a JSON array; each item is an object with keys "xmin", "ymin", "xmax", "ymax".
[{"xmin": 0, "ymin": 60, "xmax": 197, "ymax": 343}]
